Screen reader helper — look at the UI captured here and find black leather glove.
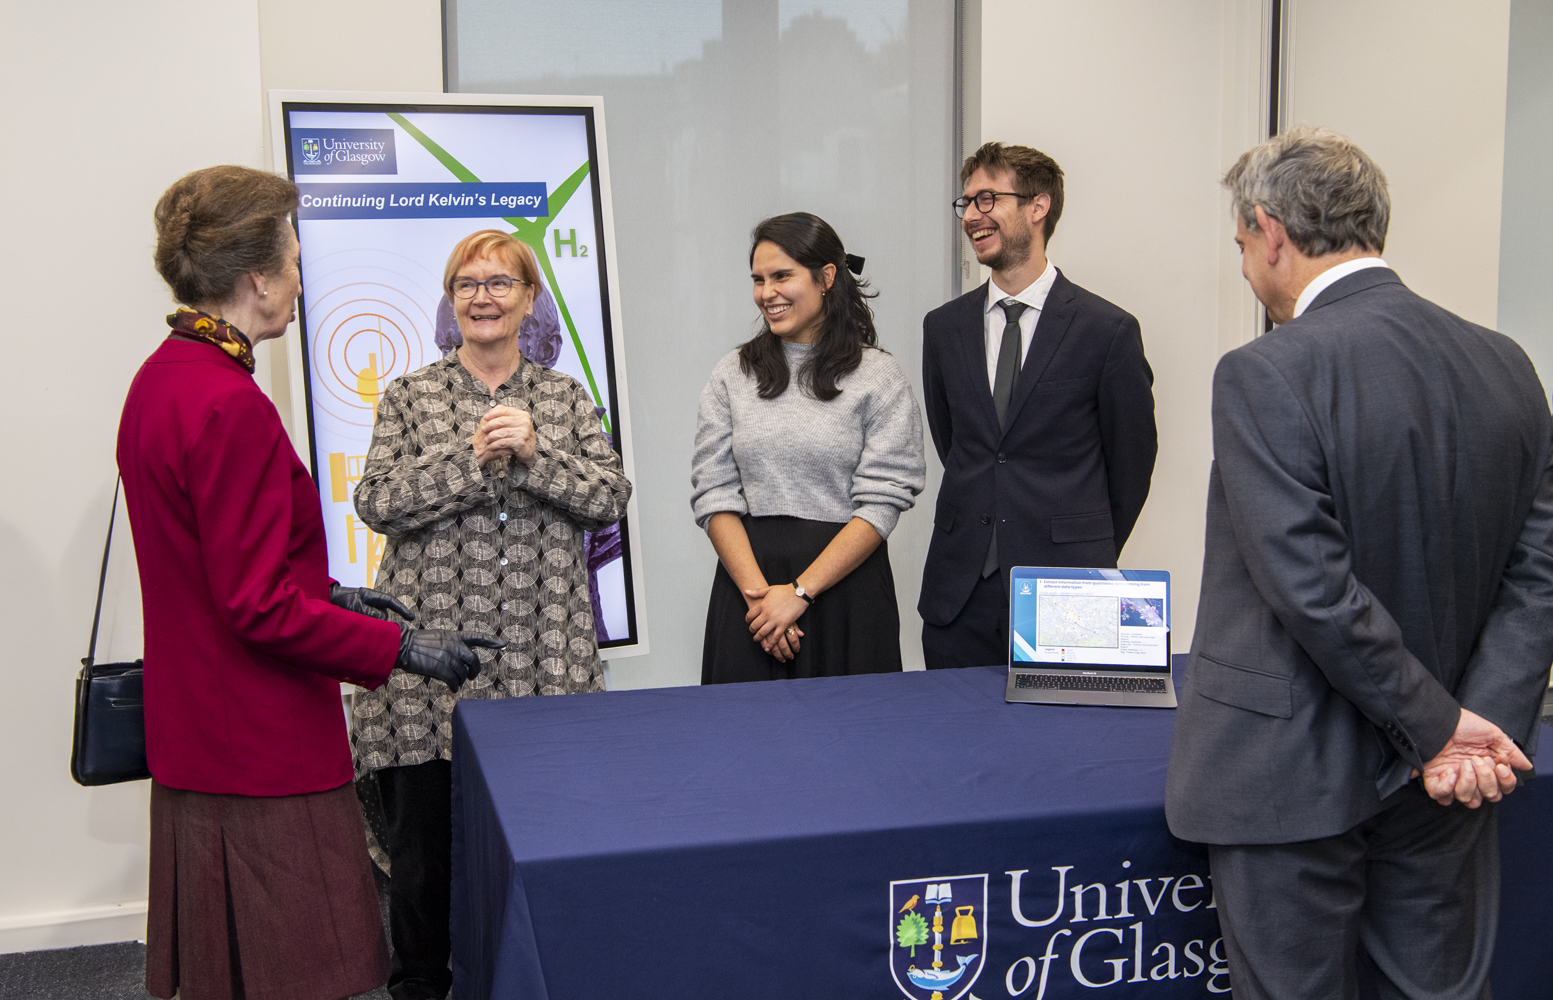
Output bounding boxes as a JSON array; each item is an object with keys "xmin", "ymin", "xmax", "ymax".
[
  {"xmin": 331, "ymin": 583, "xmax": 416, "ymax": 621},
  {"xmin": 394, "ymin": 627, "xmax": 504, "ymax": 692}
]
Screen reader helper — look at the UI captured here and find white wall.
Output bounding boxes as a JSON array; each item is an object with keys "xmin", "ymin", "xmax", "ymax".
[
  {"xmin": 1286, "ymin": 0, "xmax": 1511, "ymax": 329},
  {"xmin": 977, "ymin": 0, "xmax": 1264, "ymax": 649},
  {"xmin": 1498, "ymin": 0, "xmax": 1553, "ymax": 386},
  {"xmin": 0, "ymin": 0, "xmax": 264, "ymax": 954},
  {"xmin": 976, "ymin": 0, "xmax": 1514, "ymax": 652},
  {"xmin": 0, "ymin": 0, "xmax": 441, "ymax": 955}
]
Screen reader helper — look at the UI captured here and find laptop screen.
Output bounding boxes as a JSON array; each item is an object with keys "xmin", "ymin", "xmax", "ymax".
[{"xmin": 1008, "ymin": 567, "xmax": 1171, "ymax": 672}]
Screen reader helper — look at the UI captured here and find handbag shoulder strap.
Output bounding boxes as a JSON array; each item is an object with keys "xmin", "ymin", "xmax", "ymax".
[{"xmin": 83, "ymin": 477, "xmax": 121, "ymax": 670}]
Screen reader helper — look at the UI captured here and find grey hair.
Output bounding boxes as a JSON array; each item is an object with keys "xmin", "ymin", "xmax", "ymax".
[{"xmin": 1223, "ymin": 125, "xmax": 1389, "ymax": 257}]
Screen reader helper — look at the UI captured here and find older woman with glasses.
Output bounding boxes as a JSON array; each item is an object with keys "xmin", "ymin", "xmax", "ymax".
[{"xmin": 351, "ymin": 229, "xmax": 632, "ymax": 1000}]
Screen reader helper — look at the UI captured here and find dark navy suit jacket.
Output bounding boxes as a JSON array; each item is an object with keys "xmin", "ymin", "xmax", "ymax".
[
  {"xmin": 919, "ymin": 270, "xmax": 1157, "ymax": 626},
  {"xmin": 1168, "ymin": 269, "xmax": 1553, "ymax": 844}
]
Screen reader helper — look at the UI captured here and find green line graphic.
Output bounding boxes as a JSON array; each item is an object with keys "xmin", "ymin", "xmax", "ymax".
[
  {"xmin": 388, "ymin": 113, "xmax": 479, "ymax": 183},
  {"xmin": 387, "ymin": 112, "xmax": 610, "ymax": 432}
]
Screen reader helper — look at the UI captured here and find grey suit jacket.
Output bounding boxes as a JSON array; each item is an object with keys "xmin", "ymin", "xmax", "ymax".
[{"xmin": 1167, "ymin": 268, "xmax": 1553, "ymax": 845}]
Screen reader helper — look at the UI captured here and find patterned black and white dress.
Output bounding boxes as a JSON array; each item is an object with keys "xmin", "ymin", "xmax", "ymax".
[{"xmin": 349, "ymin": 353, "xmax": 632, "ymax": 775}]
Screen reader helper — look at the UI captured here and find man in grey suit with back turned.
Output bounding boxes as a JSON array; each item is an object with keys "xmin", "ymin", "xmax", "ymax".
[{"xmin": 1167, "ymin": 125, "xmax": 1553, "ymax": 999}]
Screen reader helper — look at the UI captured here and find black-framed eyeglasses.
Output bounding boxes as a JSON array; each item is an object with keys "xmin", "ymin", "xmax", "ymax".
[
  {"xmin": 450, "ymin": 276, "xmax": 528, "ymax": 299},
  {"xmin": 952, "ymin": 191, "xmax": 1028, "ymax": 218}
]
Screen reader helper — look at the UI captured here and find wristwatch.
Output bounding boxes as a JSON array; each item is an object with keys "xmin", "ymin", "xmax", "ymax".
[{"xmin": 793, "ymin": 583, "xmax": 815, "ymax": 605}]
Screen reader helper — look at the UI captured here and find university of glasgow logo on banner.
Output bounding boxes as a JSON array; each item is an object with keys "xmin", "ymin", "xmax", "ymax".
[
  {"xmin": 301, "ymin": 138, "xmax": 321, "ymax": 164},
  {"xmin": 890, "ymin": 874, "xmax": 988, "ymax": 1000}
]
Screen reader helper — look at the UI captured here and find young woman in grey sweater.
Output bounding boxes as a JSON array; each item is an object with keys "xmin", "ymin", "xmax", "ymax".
[{"xmin": 691, "ymin": 212, "xmax": 926, "ymax": 683}]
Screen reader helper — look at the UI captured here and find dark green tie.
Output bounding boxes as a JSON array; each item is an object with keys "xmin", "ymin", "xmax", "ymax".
[{"xmin": 984, "ymin": 298, "xmax": 1028, "ymax": 578}]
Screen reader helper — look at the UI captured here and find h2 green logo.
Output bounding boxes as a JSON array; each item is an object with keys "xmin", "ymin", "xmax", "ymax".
[{"xmin": 554, "ymin": 228, "xmax": 588, "ymax": 257}]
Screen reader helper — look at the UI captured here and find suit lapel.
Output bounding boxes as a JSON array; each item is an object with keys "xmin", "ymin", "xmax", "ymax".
[
  {"xmin": 955, "ymin": 282, "xmax": 1002, "ymax": 433},
  {"xmin": 1000, "ymin": 270, "xmax": 1078, "ymax": 436}
]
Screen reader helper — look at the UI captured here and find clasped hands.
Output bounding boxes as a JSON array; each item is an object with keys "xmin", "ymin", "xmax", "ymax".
[
  {"xmin": 744, "ymin": 583, "xmax": 808, "ymax": 663},
  {"xmin": 1413, "ymin": 708, "xmax": 1533, "ymax": 809},
  {"xmin": 473, "ymin": 404, "xmax": 537, "ymax": 468}
]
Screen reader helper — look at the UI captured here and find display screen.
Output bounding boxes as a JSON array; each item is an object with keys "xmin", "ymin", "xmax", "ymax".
[
  {"xmin": 278, "ymin": 100, "xmax": 639, "ymax": 649},
  {"xmin": 1010, "ymin": 570, "xmax": 1170, "ymax": 669}
]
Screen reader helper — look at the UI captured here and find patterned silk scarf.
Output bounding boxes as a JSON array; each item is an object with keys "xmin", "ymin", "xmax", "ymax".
[{"xmin": 167, "ymin": 307, "xmax": 255, "ymax": 373}]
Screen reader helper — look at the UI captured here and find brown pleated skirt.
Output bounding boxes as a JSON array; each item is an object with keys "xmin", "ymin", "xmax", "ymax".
[{"xmin": 146, "ymin": 780, "xmax": 390, "ymax": 1000}]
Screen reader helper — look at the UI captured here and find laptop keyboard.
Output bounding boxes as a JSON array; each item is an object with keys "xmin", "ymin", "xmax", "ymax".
[{"xmin": 1014, "ymin": 673, "xmax": 1169, "ymax": 694}]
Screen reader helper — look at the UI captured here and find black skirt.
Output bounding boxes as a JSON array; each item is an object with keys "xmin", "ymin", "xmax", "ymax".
[{"xmin": 702, "ymin": 515, "xmax": 903, "ymax": 684}]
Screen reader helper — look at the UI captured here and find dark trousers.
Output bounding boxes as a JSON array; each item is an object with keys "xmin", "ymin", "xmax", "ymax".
[
  {"xmin": 922, "ymin": 573, "xmax": 1008, "ymax": 669},
  {"xmin": 377, "ymin": 760, "xmax": 453, "ymax": 1000},
  {"xmin": 1209, "ymin": 784, "xmax": 1498, "ymax": 1000}
]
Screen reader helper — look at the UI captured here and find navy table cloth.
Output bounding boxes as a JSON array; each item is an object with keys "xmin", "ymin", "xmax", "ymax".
[{"xmin": 451, "ymin": 664, "xmax": 1553, "ymax": 1000}]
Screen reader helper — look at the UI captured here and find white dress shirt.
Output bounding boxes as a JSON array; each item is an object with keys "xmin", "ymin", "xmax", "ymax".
[
  {"xmin": 984, "ymin": 261, "xmax": 1059, "ymax": 390},
  {"xmin": 1292, "ymin": 256, "xmax": 1389, "ymax": 319}
]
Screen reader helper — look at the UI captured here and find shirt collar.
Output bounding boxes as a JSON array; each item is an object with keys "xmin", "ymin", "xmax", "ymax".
[
  {"xmin": 986, "ymin": 260, "xmax": 1058, "ymax": 315},
  {"xmin": 1292, "ymin": 257, "xmax": 1389, "ymax": 319},
  {"xmin": 445, "ymin": 349, "xmax": 534, "ymax": 394}
]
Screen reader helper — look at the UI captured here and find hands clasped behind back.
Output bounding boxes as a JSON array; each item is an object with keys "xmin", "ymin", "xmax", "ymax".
[
  {"xmin": 1415, "ymin": 707, "xmax": 1533, "ymax": 809},
  {"xmin": 473, "ymin": 404, "xmax": 537, "ymax": 468}
]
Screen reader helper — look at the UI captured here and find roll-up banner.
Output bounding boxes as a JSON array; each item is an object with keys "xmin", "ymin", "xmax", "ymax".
[{"xmin": 267, "ymin": 91, "xmax": 646, "ymax": 657}]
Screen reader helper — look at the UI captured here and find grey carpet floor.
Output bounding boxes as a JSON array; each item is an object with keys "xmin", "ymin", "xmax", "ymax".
[
  {"xmin": 0, "ymin": 869, "xmax": 397, "ymax": 1000},
  {"xmin": 0, "ymin": 941, "xmax": 395, "ymax": 1000}
]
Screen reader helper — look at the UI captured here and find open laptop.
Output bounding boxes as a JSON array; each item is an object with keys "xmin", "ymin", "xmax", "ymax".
[{"xmin": 1004, "ymin": 567, "xmax": 1177, "ymax": 708}]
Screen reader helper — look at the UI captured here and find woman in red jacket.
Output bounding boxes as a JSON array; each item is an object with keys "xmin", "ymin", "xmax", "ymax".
[{"xmin": 118, "ymin": 165, "xmax": 501, "ymax": 1000}]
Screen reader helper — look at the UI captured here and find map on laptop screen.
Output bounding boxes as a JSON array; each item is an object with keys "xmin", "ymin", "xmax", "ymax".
[{"xmin": 1010, "ymin": 571, "xmax": 1170, "ymax": 669}]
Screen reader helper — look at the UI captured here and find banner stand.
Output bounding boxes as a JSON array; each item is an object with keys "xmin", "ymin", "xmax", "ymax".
[{"xmin": 267, "ymin": 89, "xmax": 647, "ymax": 659}]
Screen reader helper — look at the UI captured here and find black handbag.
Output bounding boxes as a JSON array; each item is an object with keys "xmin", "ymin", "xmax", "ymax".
[{"xmin": 70, "ymin": 478, "xmax": 150, "ymax": 786}]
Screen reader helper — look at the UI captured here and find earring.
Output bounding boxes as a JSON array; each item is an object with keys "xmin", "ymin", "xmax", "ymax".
[{"xmin": 261, "ymin": 291, "xmax": 269, "ymax": 297}]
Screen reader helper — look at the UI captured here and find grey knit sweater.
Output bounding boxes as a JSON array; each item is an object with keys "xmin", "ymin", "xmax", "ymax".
[{"xmin": 691, "ymin": 341, "xmax": 926, "ymax": 539}]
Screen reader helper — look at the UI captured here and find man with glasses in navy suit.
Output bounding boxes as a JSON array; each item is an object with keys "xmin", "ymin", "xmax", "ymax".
[{"xmin": 919, "ymin": 141, "xmax": 1158, "ymax": 670}]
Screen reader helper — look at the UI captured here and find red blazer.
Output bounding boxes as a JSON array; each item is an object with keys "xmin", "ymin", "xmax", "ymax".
[{"xmin": 117, "ymin": 337, "xmax": 400, "ymax": 796}]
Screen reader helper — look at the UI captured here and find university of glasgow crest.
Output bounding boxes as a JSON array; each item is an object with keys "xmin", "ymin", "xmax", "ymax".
[
  {"xmin": 301, "ymin": 137, "xmax": 321, "ymax": 164},
  {"xmin": 890, "ymin": 874, "xmax": 988, "ymax": 1000}
]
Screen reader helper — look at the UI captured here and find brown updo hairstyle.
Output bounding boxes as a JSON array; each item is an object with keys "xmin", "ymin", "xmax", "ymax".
[{"xmin": 153, "ymin": 165, "xmax": 300, "ymax": 306}]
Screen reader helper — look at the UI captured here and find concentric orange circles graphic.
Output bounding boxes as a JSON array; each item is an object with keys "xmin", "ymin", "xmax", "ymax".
[{"xmin": 306, "ymin": 280, "xmax": 431, "ymax": 428}]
